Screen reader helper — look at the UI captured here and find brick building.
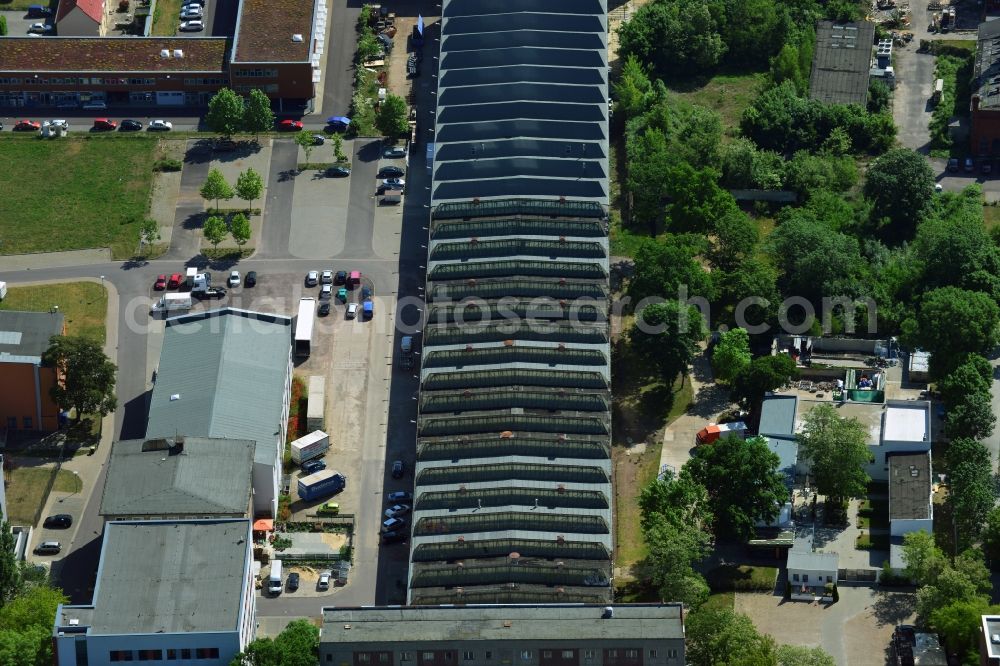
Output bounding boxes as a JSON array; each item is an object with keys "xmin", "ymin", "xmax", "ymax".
[
  {"xmin": 0, "ymin": 310, "xmax": 65, "ymax": 433},
  {"xmin": 972, "ymin": 19, "xmax": 1000, "ymax": 155}
]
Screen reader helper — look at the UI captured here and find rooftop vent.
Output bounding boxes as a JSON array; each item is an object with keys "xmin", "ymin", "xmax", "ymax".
[
  {"xmin": 160, "ymin": 49, "xmax": 170, "ymax": 58},
  {"xmin": 602, "ymin": 606, "xmax": 614, "ymax": 619},
  {"xmin": 292, "ymin": 33, "xmax": 304, "ymax": 42},
  {"xmin": 173, "ymin": 49, "xmax": 183, "ymax": 58}
]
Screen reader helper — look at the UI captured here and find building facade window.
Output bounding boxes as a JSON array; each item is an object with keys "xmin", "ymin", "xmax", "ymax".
[
  {"xmin": 792, "ymin": 574, "xmax": 799, "ymax": 581},
  {"xmin": 562, "ymin": 651, "xmax": 573, "ymax": 659},
  {"xmin": 195, "ymin": 648, "xmax": 219, "ymax": 659},
  {"xmin": 422, "ymin": 653, "xmax": 434, "ymax": 661},
  {"xmin": 138, "ymin": 650, "xmax": 162, "ymax": 661},
  {"xmin": 803, "ymin": 575, "xmax": 809, "ymax": 582},
  {"xmin": 584, "ymin": 651, "xmax": 595, "ymax": 659},
  {"xmin": 667, "ymin": 649, "xmax": 678, "ymax": 658},
  {"xmin": 485, "ymin": 652, "xmax": 492, "ymax": 660},
  {"xmin": 358, "ymin": 655, "xmax": 370, "ymax": 663},
  {"xmin": 520, "ymin": 651, "xmax": 532, "ymax": 661},
  {"xmin": 109, "ymin": 651, "xmax": 133, "ymax": 662},
  {"xmin": 401, "ymin": 653, "xmax": 413, "ymax": 662},
  {"xmin": 463, "ymin": 651, "xmax": 475, "ymax": 661},
  {"xmin": 23, "ymin": 417, "xmax": 31, "ymax": 429}
]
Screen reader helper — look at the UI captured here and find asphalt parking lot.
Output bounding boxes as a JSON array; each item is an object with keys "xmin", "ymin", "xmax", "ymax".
[{"xmin": 1, "ymin": 9, "xmax": 48, "ymax": 36}]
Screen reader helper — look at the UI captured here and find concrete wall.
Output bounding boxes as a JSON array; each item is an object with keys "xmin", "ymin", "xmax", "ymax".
[
  {"xmin": 788, "ymin": 566, "xmax": 837, "ymax": 589},
  {"xmin": 321, "ymin": 641, "xmax": 685, "ymax": 666},
  {"xmin": 56, "ymin": 630, "xmax": 241, "ymax": 666}
]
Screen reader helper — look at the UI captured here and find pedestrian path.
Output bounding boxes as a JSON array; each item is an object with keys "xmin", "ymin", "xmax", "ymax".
[{"xmin": 0, "ymin": 248, "xmax": 111, "ymax": 271}]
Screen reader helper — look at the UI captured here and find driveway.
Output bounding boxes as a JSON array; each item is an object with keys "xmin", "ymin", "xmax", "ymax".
[
  {"xmin": 322, "ymin": 0, "xmax": 362, "ymax": 117},
  {"xmin": 736, "ymin": 587, "xmax": 916, "ymax": 666},
  {"xmin": 892, "ymin": 46, "xmax": 935, "ymax": 153},
  {"xmin": 164, "ymin": 140, "xmax": 212, "ymax": 260}
]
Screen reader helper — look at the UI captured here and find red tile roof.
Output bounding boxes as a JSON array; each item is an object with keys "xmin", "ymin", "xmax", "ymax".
[
  {"xmin": 232, "ymin": 0, "xmax": 314, "ymax": 63},
  {"xmin": 0, "ymin": 37, "xmax": 228, "ymax": 72},
  {"xmin": 56, "ymin": 0, "xmax": 105, "ymax": 24}
]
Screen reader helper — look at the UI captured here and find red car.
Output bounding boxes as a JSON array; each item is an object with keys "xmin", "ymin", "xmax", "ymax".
[
  {"xmin": 278, "ymin": 119, "xmax": 303, "ymax": 131},
  {"xmin": 93, "ymin": 118, "xmax": 117, "ymax": 131},
  {"xmin": 13, "ymin": 120, "xmax": 41, "ymax": 131},
  {"xmin": 153, "ymin": 274, "xmax": 167, "ymax": 291},
  {"xmin": 167, "ymin": 273, "xmax": 183, "ymax": 289}
]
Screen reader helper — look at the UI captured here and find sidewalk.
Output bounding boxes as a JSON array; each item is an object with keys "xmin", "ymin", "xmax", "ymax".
[
  {"xmin": 0, "ymin": 248, "xmax": 112, "ymax": 271},
  {"xmin": 31, "ymin": 277, "xmax": 120, "ymax": 554},
  {"xmin": 658, "ymin": 354, "xmax": 732, "ymax": 474}
]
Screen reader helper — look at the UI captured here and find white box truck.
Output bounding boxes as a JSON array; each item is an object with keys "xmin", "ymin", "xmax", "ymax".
[
  {"xmin": 290, "ymin": 430, "xmax": 330, "ymax": 465},
  {"xmin": 152, "ymin": 292, "xmax": 192, "ymax": 313},
  {"xmin": 268, "ymin": 560, "xmax": 283, "ymax": 595},
  {"xmin": 0, "ymin": 281, "xmax": 7, "ymax": 301}
]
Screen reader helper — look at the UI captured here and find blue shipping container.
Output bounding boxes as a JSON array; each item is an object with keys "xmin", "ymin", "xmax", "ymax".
[{"xmin": 298, "ymin": 470, "xmax": 346, "ymax": 502}]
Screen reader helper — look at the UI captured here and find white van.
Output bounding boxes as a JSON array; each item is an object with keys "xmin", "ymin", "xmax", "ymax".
[{"xmin": 268, "ymin": 560, "xmax": 282, "ymax": 595}]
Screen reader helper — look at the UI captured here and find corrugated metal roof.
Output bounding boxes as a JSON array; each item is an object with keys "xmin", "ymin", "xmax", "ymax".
[
  {"xmin": 145, "ymin": 309, "xmax": 291, "ymax": 451},
  {"xmin": 809, "ymin": 20, "xmax": 875, "ymax": 106}
]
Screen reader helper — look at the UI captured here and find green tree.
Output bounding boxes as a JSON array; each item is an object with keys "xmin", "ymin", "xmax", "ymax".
[
  {"xmin": 945, "ymin": 393, "xmax": 997, "ymax": 442},
  {"xmin": 643, "ymin": 514, "xmax": 712, "ymax": 607},
  {"xmin": 946, "ymin": 438, "xmax": 996, "ymax": 548},
  {"xmin": 917, "ymin": 562, "xmax": 990, "ymax": 620},
  {"xmin": 637, "ymin": 96, "xmax": 723, "ymax": 169},
  {"xmin": 864, "ymin": 147, "xmax": 935, "ymax": 240},
  {"xmin": 639, "ymin": 469, "xmax": 713, "ymax": 533},
  {"xmin": 716, "ymin": 259, "xmax": 780, "ymax": 330},
  {"xmin": 0, "ymin": 585, "xmax": 67, "ymax": 666},
  {"xmin": 200, "ymin": 168, "xmax": 234, "ymax": 212},
  {"xmin": 901, "ymin": 287, "xmax": 1000, "ymax": 378},
  {"xmin": 295, "ymin": 130, "xmax": 316, "ymax": 163},
  {"xmin": 711, "ymin": 328, "xmax": 751, "ymax": 384},
  {"xmin": 0, "ymin": 16, "xmax": 7, "ymax": 37},
  {"xmin": 630, "ymin": 301, "xmax": 706, "ymax": 384},
  {"xmin": 719, "ymin": 138, "xmax": 784, "ymax": 190},
  {"xmin": 356, "ymin": 31, "xmax": 381, "ymax": 63},
  {"xmin": 618, "ymin": 0, "xmax": 726, "ymax": 79},
  {"xmin": 775, "ymin": 645, "xmax": 836, "ymax": 666},
  {"xmin": 722, "ymin": 0, "xmax": 787, "ymax": 67},
  {"xmin": 664, "ymin": 162, "xmax": 735, "ymax": 234},
  {"xmin": 686, "ymin": 608, "xmax": 778, "ymax": 666},
  {"xmin": 627, "ymin": 236, "xmax": 713, "ymax": 303},
  {"xmin": 234, "ymin": 168, "xmax": 264, "ymax": 213},
  {"xmin": 202, "ymin": 215, "xmax": 228, "ymax": 250},
  {"xmin": 0, "ymin": 522, "xmax": 19, "ymax": 604},
  {"xmin": 913, "ymin": 187, "xmax": 1000, "ymax": 292},
  {"xmin": 231, "ymin": 618, "xmax": 319, "ymax": 666},
  {"xmin": 929, "ymin": 599, "xmax": 999, "ymax": 662},
  {"xmin": 331, "ymin": 134, "xmax": 347, "ymax": 163},
  {"xmin": 901, "ymin": 530, "xmax": 947, "ymax": 586},
  {"xmin": 138, "ymin": 218, "xmax": 160, "ymax": 255},
  {"xmin": 937, "ymin": 354, "xmax": 993, "ymax": 408},
  {"xmin": 41, "ymin": 336, "xmax": 116, "ymax": 422},
  {"xmin": 625, "ymin": 127, "xmax": 672, "ymax": 229},
  {"xmin": 205, "ymin": 88, "xmax": 245, "ymax": 139},
  {"xmin": 613, "ymin": 54, "xmax": 653, "ymax": 121},
  {"xmin": 868, "ymin": 79, "xmax": 891, "ymax": 114},
  {"xmin": 730, "ymin": 355, "xmax": 798, "ymax": 413},
  {"xmin": 796, "ymin": 403, "xmax": 873, "ymax": 511},
  {"xmin": 685, "ymin": 435, "xmax": 788, "ymax": 541},
  {"xmin": 230, "ymin": 213, "xmax": 251, "ymax": 249},
  {"xmin": 709, "ymin": 209, "xmax": 759, "ymax": 272},
  {"xmin": 243, "ymin": 88, "xmax": 275, "ymax": 142},
  {"xmin": 983, "ymin": 506, "xmax": 1000, "ymax": 564},
  {"xmin": 376, "ymin": 93, "xmax": 409, "ymax": 139}
]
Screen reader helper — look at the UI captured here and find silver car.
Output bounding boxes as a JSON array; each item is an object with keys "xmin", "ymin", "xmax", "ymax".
[{"xmin": 306, "ymin": 271, "xmax": 319, "ymax": 286}]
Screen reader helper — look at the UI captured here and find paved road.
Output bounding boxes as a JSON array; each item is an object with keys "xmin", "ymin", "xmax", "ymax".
[
  {"xmin": 257, "ymin": 140, "xmax": 299, "ymax": 258},
  {"xmin": 323, "ymin": 0, "xmax": 361, "ymax": 118},
  {"xmin": 165, "ymin": 140, "xmax": 213, "ymax": 260},
  {"xmin": 892, "ymin": 45, "xmax": 935, "ymax": 153},
  {"xmin": 338, "ymin": 139, "xmax": 381, "ymax": 259}
]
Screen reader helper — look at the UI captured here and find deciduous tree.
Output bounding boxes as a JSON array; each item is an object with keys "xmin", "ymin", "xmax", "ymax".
[
  {"xmin": 235, "ymin": 168, "xmax": 264, "ymax": 213},
  {"xmin": 230, "ymin": 619, "xmax": 319, "ymax": 666},
  {"xmin": 375, "ymin": 93, "xmax": 409, "ymax": 139},
  {"xmin": 138, "ymin": 218, "xmax": 160, "ymax": 255},
  {"xmin": 41, "ymin": 336, "xmax": 116, "ymax": 422},
  {"xmin": 944, "ymin": 392, "xmax": 997, "ymax": 442},
  {"xmin": 864, "ymin": 148, "xmax": 935, "ymax": 240},
  {"xmin": 937, "ymin": 354, "xmax": 993, "ymax": 409},
  {"xmin": 901, "ymin": 287, "xmax": 999, "ymax": 378},
  {"xmin": 0, "ymin": 522, "xmax": 19, "ymax": 604},
  {"xmin": 686, "ymin": 608, "xmax": 777, "ymax": 666},
  {"xmin": 205, "ymin": 88, "xmax": 245, "ymax": 139},
  {"xmin": 776, "ymin": 645, "xmax": 836, "ymax": 666},
  {"xmin": 946, "ymin": 438, "xmax": 997, "ymax": 547},
  {"xmin": 643, "ymin": 515, "xmax": 712, "ymax": 608},
  {"xmin": 627, "ymin": 237, "xmax": 713, "ymax": 304},
  {"xmin": 200, "ymin": 168, "xmax": 234, "ymax": 211},
  {"xmin": 901, "ymin": 530, "xmax": 946, "ymax": 585},
  {"xmin": 295, "ymin": 130, "xmax": 316, "ymax": 163},
  {"xmin": 230, "ymin": 213, "xmax": 251, "ymax": 249},
  {"xmin": 685, "ymin": 435, "xmax": 788, "ymax": 541},
  {"xmin": 730, "ymin": 355, "xmax": 798, "ymax": 413},
  {"xmin": 618, "ymin": 0, "xmax": 726, "ymax": 79},
  {"xmin": 630, "ymin": 301, "xmax": 706, "ymax": 384},
  {"xmin": 202, "ymin": 215, "xmax": 228, "ymax": 250},
  {"xmin": 639, "ymin": 469, "xmax": 712, "ymax": 533},
  {"xmin": 711, "ymin": 328, "xmax": 751, "ymax": 384},
  {"xmin": 243, "ymin": 88, "xmax": 275, "ymax": 141},
  {"xmin": 796, "ymin": 403, "xmax": 872, "ymax": 510}
]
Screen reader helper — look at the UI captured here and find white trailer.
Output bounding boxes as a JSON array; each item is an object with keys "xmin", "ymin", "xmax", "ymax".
[{"xmin": 290, "ymin": 430, "xmax": 330, "ymax": 464}]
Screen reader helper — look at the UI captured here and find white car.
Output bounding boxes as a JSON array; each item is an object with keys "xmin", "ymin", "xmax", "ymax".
[
  {"xmin": 227, "ymin": 270, "xmax": 241, "ymax": 287},
  {"xmin": 180, "ymin": 9, "xmax": 202, "ymax": 19},
  {"xmin": 28, "ymin": 22, "xmax": 53, "ymax": 33},
  {"xmin": 346, "ymin": 302, "xmax": 359, "ymax": 319},
  {"xmin": 148, "ymin": 119, "xmax": 172, "ymax": 131},
  {"xmin": 317, "ymin": 571, "xmax": 331, "ymax": 590},
  {"xmin": 320, "ymin": 270, "xmax": 333, "ymax": 284},
  {"xmin": 180, "ymin": 3, "xmax": 202, "ymax": 11},
  {"xmin": 49, "ymin": 119, "xmax": 69, "ymax": 130},
  {"xmin": 383, "ymin": 178, "xmax": 405, "ymax": 190},
  {"xmin": 179, "ymin": 19, "xmax": 204, "ymax": 31},
  {"xmin": 306, "ymin": 271, "xmax": 319, "ymax": 286},
  {"xmin": 320, "ymin": 284, "xmax": 332, "ymax": 300},
  {"xmin": 384, "ymin": 504, "xmax": 411, "ymax": 518}
]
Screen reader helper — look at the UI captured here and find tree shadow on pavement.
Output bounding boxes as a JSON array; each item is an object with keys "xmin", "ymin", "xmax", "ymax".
[{"xmin": 872, "ymin": 590, "xmax": 917, "ymax": 627}]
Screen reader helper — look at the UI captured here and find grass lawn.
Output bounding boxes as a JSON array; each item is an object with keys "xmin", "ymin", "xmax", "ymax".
[
  {"xmin": 4, "ymin": 467, "xmax": 81, "ymax": 526},
  {"xmin": 668, "ymin": 69, "xmax": 767, "ymax": 139},
  {"xmin": 985, "ymin": 205, "xmax": 1000, "ymax": 231},
  {"xmin": 0, "ymin": 283, "xmax": 108, "ymax": 344},
  {"xmin": 701, "ymin": 591, "xmax": 735, "ymax": 611},
  {"xmin": 856, "ymin": 532, "xmax": 890, "ymax": 551},
  {"xmin": 0, "ymin": 0, "xmax": 52, "ymax": 11},
  {"xmin": 706, "ymin": 564, "xmax": 779, "ymax": 592},
  {"xmin": 149, "ymin": 0, "xmax": 181, "ymax": 35},
  {"xmin": 0, "ymin": 137, "xmax": 159, "ymax": 258}
]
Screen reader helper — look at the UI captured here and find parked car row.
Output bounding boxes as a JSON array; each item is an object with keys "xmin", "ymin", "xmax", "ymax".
[
  {"xmin": 382, "ymin": 464, "xmax": 409, "ymax": 544},
  {"xmin": 153, "ymin": 270, "xmax": 256, "ymax": 291},
  {"xmin": 947, "ymin": 156, "xmax": 994, "ymax": 175},
  {"xmin": 3, "ymin": 118, "xmax": 165, "ymax": 132},
  {"xmin": 178, "ymin": 0, "xmax": 206, "ymax": 32}
]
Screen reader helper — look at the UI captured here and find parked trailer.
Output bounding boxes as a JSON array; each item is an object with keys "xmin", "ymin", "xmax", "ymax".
[
  {"xmin": 298, "ymin": 469, "xmax": 346, "ymax": 502},
  {"xmin": 291, "ymin": 430, "xmax": 330, "ymax": 465},
  {"xmin": 696, "ymin": 421, "xmax": 748, "ymax": 444},
  {"xmin": 295, "ymin": 297, "xmax": 316, "ymax": 358}
]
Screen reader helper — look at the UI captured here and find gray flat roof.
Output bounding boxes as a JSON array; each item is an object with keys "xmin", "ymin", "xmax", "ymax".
[
  {"xmin": 89, "ymin": 519, "xmax": 250, "ymax": 634},
  {"xmin": 787, "ymin": 548, "xmax": 839, "ymax": 571},
  {"xmin": 0, "ymin": 310, "xmax": 64, "ymax": 362},
  {"xmin": 888, "ymin": 452, "xmax": 932, "ymax": 520},
  {"xmin": 321, "ymin": 604, "xmax": 683, "ymax": 643},
  {"xmin": 432, "ymin": 0, "xmax": 608, "ymax": 205},
  {"xmin": 100, "ymin": 437, "xmax": 254, "ymax": 517},
  {"xmin": 765, "ymin": 436, "xmax": 798, "ymax": 488},
  {"xmin": 759, "ymin": 394, "xmax": 798, "ymax": 437},
  {"xmin": 809, "ymin": 20, "xmax": 875, "ymax": 106},
  {"xmin": 145, "ymin": 308, "xmax": 291, "ymax": 449}
]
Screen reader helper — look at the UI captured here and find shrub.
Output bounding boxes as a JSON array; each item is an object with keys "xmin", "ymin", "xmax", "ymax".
[{"xmin": 153, "ymin": 158, "xmax": 182, "ymax": 172}]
